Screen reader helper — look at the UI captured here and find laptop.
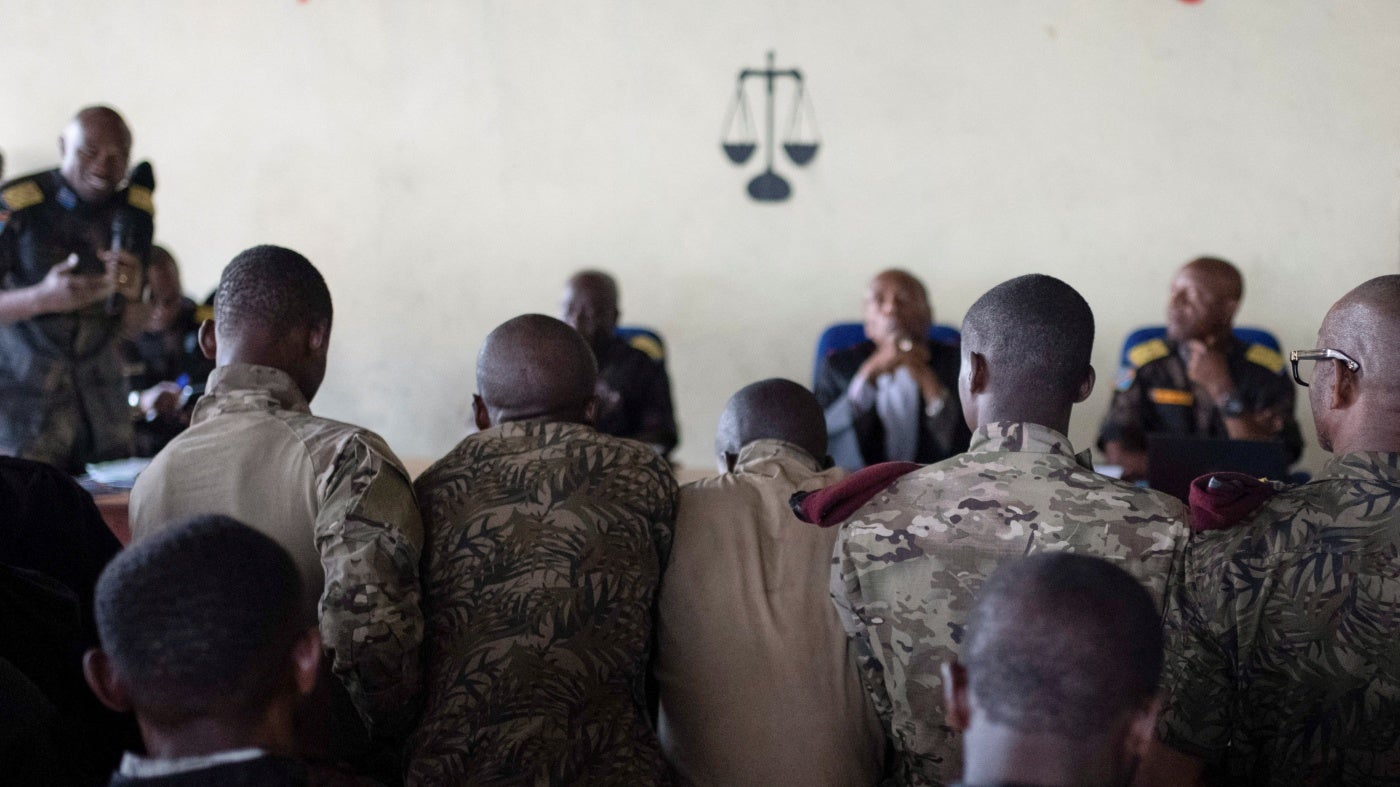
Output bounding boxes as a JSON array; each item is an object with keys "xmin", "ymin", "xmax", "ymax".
[{"xmin": 1146, "ymin": 434, "xmax": 1289, "ymax": 503}]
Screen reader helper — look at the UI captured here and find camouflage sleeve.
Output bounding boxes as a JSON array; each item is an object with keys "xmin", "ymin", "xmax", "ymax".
[
  {"xmin": 315, "ymin": 432, "xmax": 426, "ymax": 742},
  {"xmin": 1157, "ymin": 535, "xmax": 1236, "ymax": 760},
  {"xmin": 830, "ymin": 527, "xmax": 894, "ymax": 730}
]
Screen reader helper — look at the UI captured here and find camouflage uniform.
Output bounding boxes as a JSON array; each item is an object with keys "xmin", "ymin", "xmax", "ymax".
[
  {"xmin": 832, "ymin": 421, "xmax": 1189, "ymax": 786},
  {"xmin": 1160, "ymin": 452, "xmax": 1400, "ymax": 786},
  {"xmin": 129, "ymin": 363, "xmax": 424, "ymax": 741},
  {"xmin": 408, "ymin": 419, "xmax": 677, "ymax": 786},
  {"xmin": 0, "ymin": 169, "xmax": 154, "ymax": 471},
  {"xmin": 1097, "ymin": 335, "xmax": 1303, "ymax": 462}
]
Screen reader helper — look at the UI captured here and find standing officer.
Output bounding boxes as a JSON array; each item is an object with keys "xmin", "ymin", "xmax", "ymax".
[{"xmin": 0, "ymin": 107, "xmax": 150, "ymax": 473}]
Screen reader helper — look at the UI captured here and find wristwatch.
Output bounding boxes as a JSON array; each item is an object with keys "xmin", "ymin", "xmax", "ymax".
[{"xmin": 1221, "ymin": 392, "xmax": 1247, "ymax": 418}]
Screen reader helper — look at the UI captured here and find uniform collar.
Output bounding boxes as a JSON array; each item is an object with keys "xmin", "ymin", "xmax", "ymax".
[
  {"xmin": 1322, "ymin": 452, "xmax": 1400, "ymax": 485},
  {"xmin": 968, "ymin": 421, "xmax": 1093, "ymax": 470},
  {"xmin": 732, "ymin": 439, "xmax": 824, "ymax": 476},
  {"xmin": 195, "ymin": 363, "xmax": 311, "ymax": 419}
]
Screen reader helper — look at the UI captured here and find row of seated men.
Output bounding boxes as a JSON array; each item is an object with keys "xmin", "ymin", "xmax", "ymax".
[{"xmin": 1, "ymin": 235, "xmax": 1396, "ymax": 786}]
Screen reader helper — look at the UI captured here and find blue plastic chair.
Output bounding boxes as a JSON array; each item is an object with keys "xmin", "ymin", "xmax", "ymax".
[
  {"xmin": 616, "ymin": 326, "xmax": 666, "ymax": 362},
  {"xmin": 812, "ymin": 322, "xmax": 961, "ymax": 389},
  {"xmin": 1118, "ymin": 325, "xmax": 1284, "ymax": 375}
]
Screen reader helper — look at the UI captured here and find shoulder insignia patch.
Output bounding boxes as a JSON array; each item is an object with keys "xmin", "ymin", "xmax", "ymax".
[
  {"xmin": 194, "ymin": 304, "xmax": 214, "ymax": 323},
  {"xmin": 1127, "ymin": 338, "xmax": 1169, "ymax": 369},
  {"xmin": 1115, "ymin": 367, "xmax": 1136, "ymax": 392},
  {"xmin": 127, "ymin": 185, "xmax": 154, "ymax": 214},
  {"xmin": 1245, "ymin": 343, "xmax": 1285, "ymax": 374},
  {"xmin": 1149, "ymin": 388, "xmax": 1194, "ymax": 407},
  {"xmin": 0, "ymin": 181, "xmax": 44, "ymax": 211},
  {"xmin": 627, "ymin": 334, "xmax": 665, "ymax": 361}
]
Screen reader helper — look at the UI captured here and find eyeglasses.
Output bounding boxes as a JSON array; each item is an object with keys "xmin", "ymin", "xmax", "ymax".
[{"xmin": 1290, "ymin": 348, "xmax": 1360, "ymax": 387}]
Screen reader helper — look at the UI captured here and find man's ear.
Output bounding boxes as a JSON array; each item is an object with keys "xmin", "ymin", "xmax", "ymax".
[
  {"xmin": 291, "ymin": 627, "xmax": 321, "ymax": 698},
  {"xmin": 307, "ymin": 319, "xmax": 330, "ymax": 353},
  {"xmin": 197, "ymin": 319, "xmax": 217, "ymax": 360},
  {"xmin": 1074, "ymin": 364, "xmax": 1097, "ymax": 404},
  {"xmin": 1330, "ymin": 361, "xmax": 1359, "ymax": 410},
  {"xmin": 966, "ymin": 352, "xmax": 990, "ymax": 396},
  {"xmin": 941, "ymin": 659, "xmax": 971, "ymax": 732},
  {"xmin": 473, "ymin": 394, "xmax": 492, "ymax": 431},
  {"xmin": 82, "ymin": 649, "xmax": 133, "ymax": 714},
  {"xmin": 1125, "ymin": 693, "xmax": 1163, "ymax": 760}
]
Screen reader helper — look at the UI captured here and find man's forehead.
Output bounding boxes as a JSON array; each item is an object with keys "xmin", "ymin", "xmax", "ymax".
[
  {"xmin": 867, "ymin": 271, "xmax": 926, "ymax": 301},
  {"xmin": 67, "ymin": 115, "xmax": 131, "ymax": 148}
]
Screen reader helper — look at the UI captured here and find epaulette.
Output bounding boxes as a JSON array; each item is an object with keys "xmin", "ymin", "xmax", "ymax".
[
  {"xmin": 1127, "ymin": 337, "xmax": 1170, "ymax": 369},
  {"xmin": 0, "ymin": 179, "xmax": 45, "ymax": 212},
  {"xmin": 627, "ymin": 334, "xmax": 665, "ymax": 361},
  {"xmin": 126, "ymin": 184, "xmax": 154, "ymax": 215},
  {"xmin": 1244, "ymin": 343, "xmax": 1285, "ymax": 374},
  {"xmin": 194, "ymin": 304, "xmax": 214, "ymax": 324}
]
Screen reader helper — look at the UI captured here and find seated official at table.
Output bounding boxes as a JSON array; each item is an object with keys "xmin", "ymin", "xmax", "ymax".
[
  {"xmin": 560, "ymin": 270, "xmax": 679, "ymax": 458},
  {"xmin": 1098, "ymin": 256, "xmax": 1301, "ymax": 481},
  {"xmin": 120, "ymin": 246, "xmax": 213, "ymax": 457},
  {"xmin": 814, "ymin": 268, "xmax": 970, "ymax": 469}
]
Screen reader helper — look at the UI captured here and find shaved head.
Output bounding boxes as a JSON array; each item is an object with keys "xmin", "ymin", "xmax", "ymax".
[
  {"xmin": 477, "ymin": 314, "xmax": 598, "ymax": 424},
  {"xmin": 561, "ymin": 270, "xmax": 620, "ymax": 355},
  {"xmin": 716, "ymin": 378, "xmax": 827, "ymax": 463},
  {"xmin": 1166, "ymin": 257, "xmax": 1242, "ymax": 342},
  {"xmin": 59, "ymin": 106, "xmax": 131, "ymax": 204},
  {"xmin": 1310, "ymin": 275, "xmax": 1400, "ymax": 453}
]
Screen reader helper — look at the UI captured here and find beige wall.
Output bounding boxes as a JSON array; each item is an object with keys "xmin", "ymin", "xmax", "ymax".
[{"xmin": 4, "ymin": 1, "xmax": 1397, "ymax": 472}]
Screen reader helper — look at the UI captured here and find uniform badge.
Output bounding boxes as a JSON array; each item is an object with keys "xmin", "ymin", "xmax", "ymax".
[
  {"xmin": 1115, "ymin": 367, "xmax": 1136, "ymax": 391},
  {"xmin": 1149, "ymin": 388, "xmax": 1194, "ymax": 407}
]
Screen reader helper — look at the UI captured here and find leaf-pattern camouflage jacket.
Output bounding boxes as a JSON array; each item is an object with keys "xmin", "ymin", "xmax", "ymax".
[
  {"xmin": 1161, "ymin": 451, "xmax": 1400, "ymax": 786},
  {"xmin": 408, "ymin": 419, "xmax": 677, "ymax": 786}
]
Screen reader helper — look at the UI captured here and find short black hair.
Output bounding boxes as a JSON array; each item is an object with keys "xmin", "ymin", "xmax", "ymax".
[
  {"xmin": 963, "ymin": 553, "xmax": 1162, "ymax": 734},
  {"xmin": 961, "ymin": 274, "xmax": 1094, "ymax": 401},
  {"xmin": 716, "ymin": 378, "xmax": 827, "ymax": 461},
  {"xmin": 93, "ymin": 515, "xmax": 305, "ymax": 725},
  {"xmin": 214, "ymin": 245, "xmax": 332, "ymax": 334}
]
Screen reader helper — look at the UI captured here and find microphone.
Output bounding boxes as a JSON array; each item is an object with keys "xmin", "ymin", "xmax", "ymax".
[{"xmin": 107, "ymin": 161, "xmax": 155, "ymax": 315}]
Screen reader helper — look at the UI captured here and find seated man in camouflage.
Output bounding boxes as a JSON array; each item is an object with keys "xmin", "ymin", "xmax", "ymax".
[
  {"xmin": 408, "ymin": 314, "xmax": 676, "ymax": 786},
  {"xmin": 1098, "ymin": 256, "xmax": 1301, "ymax": 481},
  {"xmin": 655, "ymin": 379, "xmax": 883, "ymax": 786},
  {"xmin": 945, "ymin": 554, "xmax": 1163, "ymax": 787},
  {"xmin": 1152, "ymin": 275, "xmax": 1400, "ymax": 786},
  {"xmin": 129, "ymin": 246, "xmax": 423, "ymax": 765},
  {"xmin": 832, "ymin": 274, "xmax": 1188, "ymax": 786}
]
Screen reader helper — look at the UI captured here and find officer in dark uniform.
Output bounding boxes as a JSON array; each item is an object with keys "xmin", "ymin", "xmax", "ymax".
[
  {"xmin": 120, "ymin": 246, "xmax": 213, "ymax": 456},
  {"xmin": 1098, "ymin": 257, "xmax": 1301, "ymax": 482},
  {"xmin": 0, "ymin": 107, "xmax": 151, "ymax": 473}
]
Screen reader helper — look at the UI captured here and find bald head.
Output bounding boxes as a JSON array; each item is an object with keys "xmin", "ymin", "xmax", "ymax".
[
  {"xmin": 1166, "ymin": 257, "xmax": 1242, "ymax": 342},
  {"xmin": 864, "ymin": 269, "xmax": 933, "ymax": 345},
  {"xmin": 477, "ymin": 314, "xmax": 599, "ymax": 425},
  {"xmin": 59, "ymin": 106, "xmax": 131, "ymax": 204},
  {"xmin": 561, "ymin": 270, "xmax": 620, "ymax": 355},
  {"xmin": 716, "ymin": 379, "xmax": 827, "ymax": 464},
  {"xmin": 1310, "ymin": 275, "xmax": 1400, "ymax": 454}
]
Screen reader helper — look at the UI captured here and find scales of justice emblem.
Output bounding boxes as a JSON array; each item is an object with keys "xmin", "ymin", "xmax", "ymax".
[{"xmin": 720, "ymin": 51, "xmax": 821, "ymax": 202}]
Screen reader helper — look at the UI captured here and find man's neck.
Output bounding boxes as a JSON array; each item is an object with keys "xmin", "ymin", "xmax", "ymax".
[
  {"xmin": 976, "ymin": 403, "xmax": 1074, "ymax": 438},
  {"xmin": 961, "ymin": 724, "xmax": 1126, "ymax": 787},
  {"xmin": 138, "ymin": 709, "xmax": 294, "ymax": 761}
]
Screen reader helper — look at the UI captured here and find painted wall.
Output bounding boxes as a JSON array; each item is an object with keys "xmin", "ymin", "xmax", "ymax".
[{"xmin": 3, "ymin": 1, "xmax": 1397, "ymax": 472}]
